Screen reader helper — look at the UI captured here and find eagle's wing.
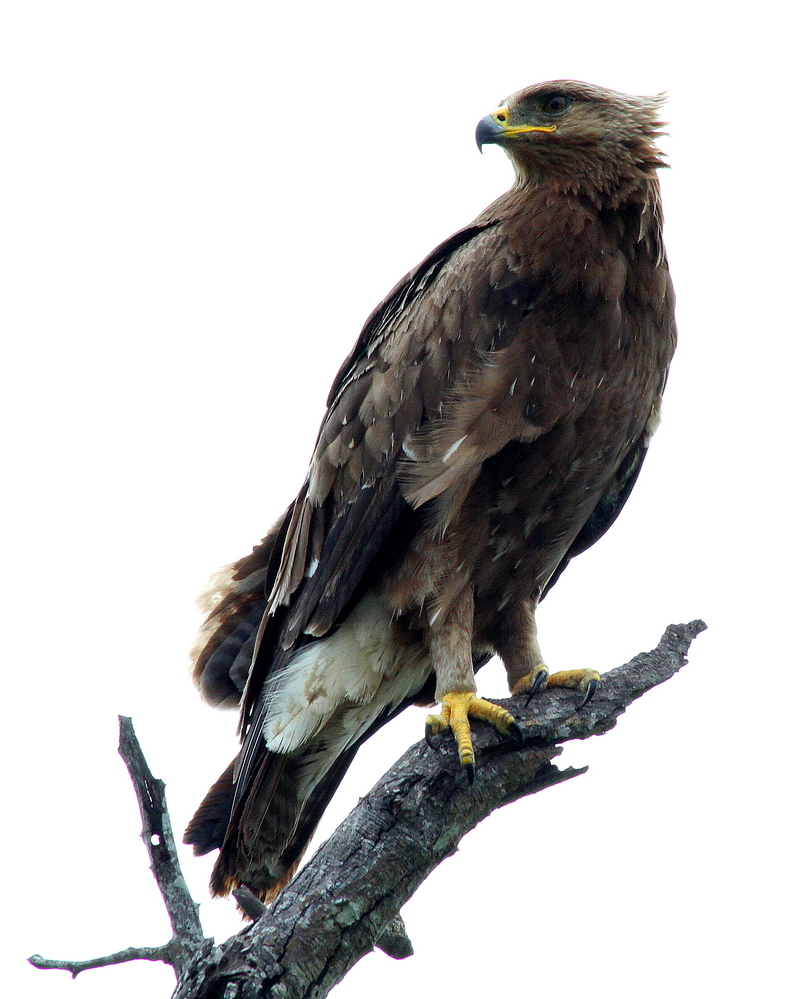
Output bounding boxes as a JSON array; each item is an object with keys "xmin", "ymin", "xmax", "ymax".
[
  {"xmin": 228, "ymin": 215, "xmax": 582, "ymax": 809},
  {"xmin": 190, "ymin": 224, "xmax": 493, "ymax": 710},
  {"xmin": 541, "ymin": 429, "xmax": 648, "ymax": 599}
]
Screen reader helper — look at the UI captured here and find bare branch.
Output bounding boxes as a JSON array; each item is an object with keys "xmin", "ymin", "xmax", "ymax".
[
  {"xmin": 233, "ymin": 886, "xmax": 268, "ymax": 921},
  {"xmin": 29, "ymin": 718, "xmax": 214, "ymax": 984},
  {"xmin": 173, "ymin": 620, "xmax": 706, "ymax": 999},
  {"xmin": 375, "ymin": 916, "xmax": 414, "ymax": 960},
  {"xmin": 28, "ymin": 946, "xmax": 171, "ymax": 978},
  {"xmin": 30, "ymin": 621, "xmax": 705, "ymax": 999},
  {"xmin": 117, "ymin": 716, "xmax": 205, "ymax": 950}
]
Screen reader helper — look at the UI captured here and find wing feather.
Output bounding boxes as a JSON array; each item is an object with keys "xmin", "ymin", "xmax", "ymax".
[
  {"xmin": 225, "ymin": 213, "xmax": 580, "ymax": 823},
  {"xmin": 226, "ymin": 221, "xmax": 544, "ymax": 794}
]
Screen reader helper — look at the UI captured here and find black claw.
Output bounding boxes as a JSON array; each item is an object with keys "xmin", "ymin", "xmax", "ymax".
[
  {"xmin": 425, "ymin": 726, "xmax": 436, "ymax": 751},
  {"xmin": 525, "ymin": 670, "xmax": 548, "ymax": 706},
  {"xmin": 577, "ymin": 678, "xmax": 598, "ymax": 710},
  {"xmin": 464, "ymin": 762, "xmax": 476, "ymax": 785},
  {"xmin": 508, "ymin": 719, "xmax": 524, "ymax": 745}
]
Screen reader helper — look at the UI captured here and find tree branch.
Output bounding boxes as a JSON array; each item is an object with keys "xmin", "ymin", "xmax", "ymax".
[
  {"xmin": 28, "ymin": 946, "xmax": 173, "ymax": 978},
  {"xmin": 29, "ymin": 620, "xmax": 705, "ymax": 998},
  {"xmin": 29, "ymin": 716, "xmax": 214, "ymax": 983},
  {"xmin": 117, "ymin": 715, "xmax": 209, "ymax": 976}
]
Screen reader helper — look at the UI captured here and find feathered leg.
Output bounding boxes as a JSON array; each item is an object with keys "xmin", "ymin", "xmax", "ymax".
[
  {"xmin": 425, "ymin": 586, "xmax": 521, "ymax": 781},
  {"xmin": 492, "ymin": 599, "xmax": 600, "ymax": 706}
]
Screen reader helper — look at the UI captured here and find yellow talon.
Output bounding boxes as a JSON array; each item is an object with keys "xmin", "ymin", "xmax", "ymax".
[
  {"xmin": 425, "ymin": 691, "xmax": 519, "ymax": 779},
  {"xmin": 512, "ymin": 666, "xmax": 601, "ymax": 708},
  {"xmin": 546, "ymin": 668, "xmax": 601, "ymax": 692}
]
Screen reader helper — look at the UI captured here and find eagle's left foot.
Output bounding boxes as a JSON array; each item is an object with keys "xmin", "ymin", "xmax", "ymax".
[
  {"xmin": 425, "ymin": 692, "xmax": 522, "ymax": 783},
  {"xmin": 512, "ymin": 667, "xmax": 601, "ymax": 708}
]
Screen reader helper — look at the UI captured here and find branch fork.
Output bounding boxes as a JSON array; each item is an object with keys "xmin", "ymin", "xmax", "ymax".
[{"xmin": 29, "ymin": 620, "xmax": 706, "ymax": 998}]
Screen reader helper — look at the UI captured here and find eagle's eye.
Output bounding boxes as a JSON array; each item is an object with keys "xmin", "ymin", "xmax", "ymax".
[{"xmin": 543, "ymin": 95, "xmax": 571, "ymax": 115}]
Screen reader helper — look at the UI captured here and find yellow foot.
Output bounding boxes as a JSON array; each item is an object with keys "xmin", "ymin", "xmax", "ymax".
[
  {"xmin": 425, "ymin": 691, "xmax": 522, "ymax": 783},
  {"xmin": 511, "ymin": 667, "xmax": 601, "ymax": 708}
]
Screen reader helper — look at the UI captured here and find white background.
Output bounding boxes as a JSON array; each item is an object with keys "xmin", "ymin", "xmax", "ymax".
[{"xmin": 3, "ymin": 2, "xmax": 797, "ymax": 997}]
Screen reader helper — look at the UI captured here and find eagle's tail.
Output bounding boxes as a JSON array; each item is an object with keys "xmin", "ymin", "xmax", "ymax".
[
  {"xmin": 189, "ymin": 515, "xmax": 288, "ymax": 710},
  {"xmin": 186, "ymin": 591, "xmax": 435, "ymax": 905},
  {"xmin": 183, "ymin": 759, "xmax": 236, "ymax": 859},
  {"xmin": 184, "ymin": 743, "xmax": 361, "ymax": 904}
]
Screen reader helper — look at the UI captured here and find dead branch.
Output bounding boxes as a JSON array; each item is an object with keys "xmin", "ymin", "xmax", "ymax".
[
  {"xmin": 29, "ymin": 717, "xmax": 213, "ymax": 982},
  {"xmin": 29, "ymin": 620, "xmax": 705, "ymax": 998}
]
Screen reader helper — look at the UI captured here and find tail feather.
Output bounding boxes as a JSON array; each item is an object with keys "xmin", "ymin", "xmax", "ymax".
[
  {"xmin": 208, "ymin": 751, "xmax": 298, "ymax": 899},
  {"xmin": 183, "ymin": 760, "xmax": 236, "ymax": 856},
  {"xmin": 257, "ymin": 741, "xmax": 362, "ymax": 901},
  {"xmin": 190, "ymin": 523, "xmax": 285, "ymax": 709},
  {"xmin": 195, "ymin": 740, "xmax": 362, "ymax": 903}
]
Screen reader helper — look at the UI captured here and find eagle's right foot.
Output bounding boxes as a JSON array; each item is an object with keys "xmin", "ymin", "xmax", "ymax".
[{"xmin": 425, "ymin": 691, "xmax": 522, "ymax": 783}]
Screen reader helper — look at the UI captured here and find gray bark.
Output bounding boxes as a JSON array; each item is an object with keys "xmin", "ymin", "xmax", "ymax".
[{"xmin": 30, "ymin": 620, "xmax": 706, "ymax": 999}]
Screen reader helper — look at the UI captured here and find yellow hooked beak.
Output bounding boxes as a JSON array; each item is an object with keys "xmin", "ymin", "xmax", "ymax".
[{"xmin": 475, "ymin": 105, "xmax": 557, "ymax": 149}]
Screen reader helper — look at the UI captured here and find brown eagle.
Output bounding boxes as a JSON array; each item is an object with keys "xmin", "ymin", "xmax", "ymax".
[{"xmin": 184, "ymin": 80, "xmax": 676, "ymax": 902}]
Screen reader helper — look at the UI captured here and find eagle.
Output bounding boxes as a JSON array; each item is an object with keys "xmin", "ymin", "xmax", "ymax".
[{"xmin": 184, "ymin": 80, "xmax": 676, "ymax": 902}]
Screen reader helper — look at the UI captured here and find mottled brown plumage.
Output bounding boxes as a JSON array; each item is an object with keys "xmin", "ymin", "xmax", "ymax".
[{"xmin": 184, "ymin": 80, "xmax": 676, "ymax": 902}]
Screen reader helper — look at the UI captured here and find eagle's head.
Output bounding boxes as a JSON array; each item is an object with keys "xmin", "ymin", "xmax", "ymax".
[{"xmin": 476, "ymin": 80, "xmax": 667, "ymax": 194}]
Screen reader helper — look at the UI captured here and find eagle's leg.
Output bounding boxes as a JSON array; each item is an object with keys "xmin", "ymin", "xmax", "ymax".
[
  {"xmin": 492, "ymin": 599, "xmax": 549, "ymax": 695},
  {"xmin": 425, "ymin": 587, "xmax": 520, "ymax": 782},
  {"xmin": 494, "ymin": 599, "xmax": 600, "ymax": 708}
]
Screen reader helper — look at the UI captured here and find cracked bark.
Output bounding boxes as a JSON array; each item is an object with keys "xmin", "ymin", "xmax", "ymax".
[{"xmin": 30, "ymin": 621, "xmax": 705, "ymax": 999}]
